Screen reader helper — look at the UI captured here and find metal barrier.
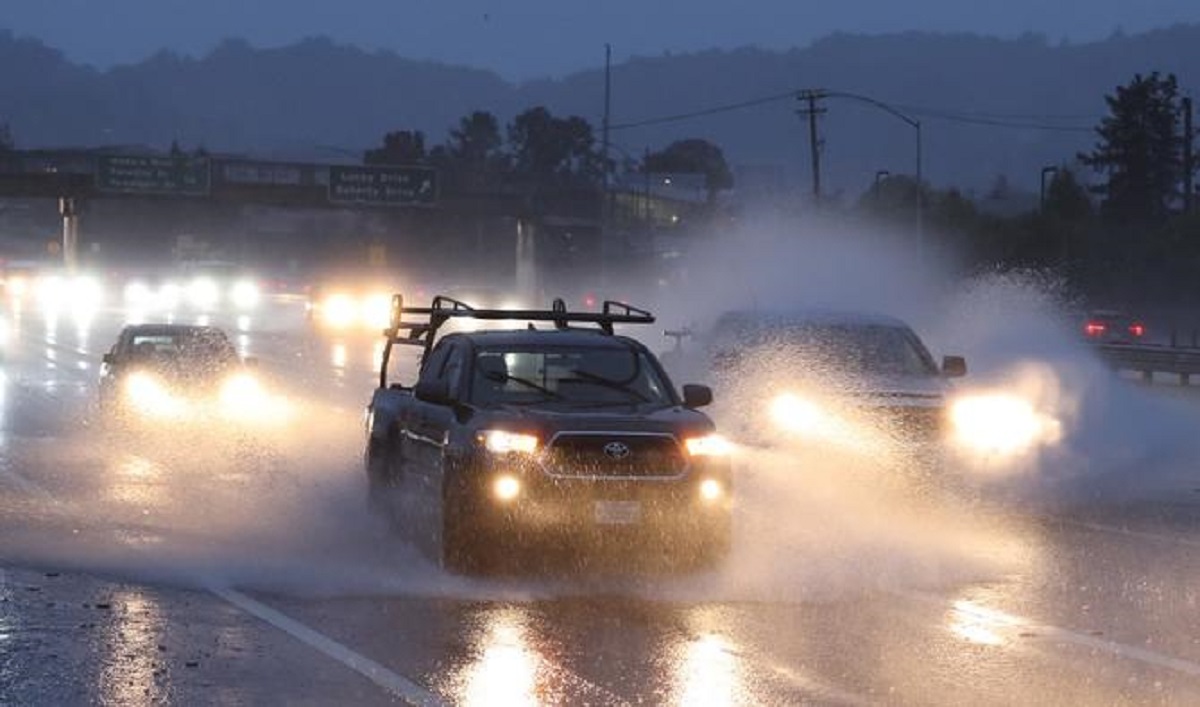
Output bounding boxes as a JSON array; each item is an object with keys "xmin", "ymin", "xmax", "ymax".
[{"xmin": 1094, "ymin": 343, "xmax": 1200, "ymax": 384}]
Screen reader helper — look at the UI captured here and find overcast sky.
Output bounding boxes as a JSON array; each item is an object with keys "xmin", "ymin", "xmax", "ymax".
[{"xmin": 2, "ymin": 1, "xmax": 1198, "ymax": 80}]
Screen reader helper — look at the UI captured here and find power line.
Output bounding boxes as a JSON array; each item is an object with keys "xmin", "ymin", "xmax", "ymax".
[
  {"xmin": 608, "ymin": 90, "xmax": 798, "ymax": 131},
  {"xmin": 608, "ymin": 88, "xmax": 1101, "ymax": 134}
]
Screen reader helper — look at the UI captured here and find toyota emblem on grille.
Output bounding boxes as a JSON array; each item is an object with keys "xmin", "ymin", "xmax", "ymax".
[{"xmin": 603, "ymin": 441, "xmax": 632, "ymax": 459}]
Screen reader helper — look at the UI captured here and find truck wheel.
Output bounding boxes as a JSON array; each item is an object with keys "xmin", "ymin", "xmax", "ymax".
[
  {"xmin": 365, "ymin": 434, "xmax": 401, "ymax": 516},
  {"xmin": 441, "ymin": 480, "xmax": 493, "ymax": 575},
  {"xmin": 365, "ymin": 430, "xmax": 403, "ymax": 487},
  {"xmin": 441, "ymin": 504, "xmax": 484, "ymax": 574}
]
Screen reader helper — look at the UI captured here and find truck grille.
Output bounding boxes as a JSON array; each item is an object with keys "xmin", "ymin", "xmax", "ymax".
[{"xmin": 542, "ymin": 433, "xmax": 687, "ymax": 478}]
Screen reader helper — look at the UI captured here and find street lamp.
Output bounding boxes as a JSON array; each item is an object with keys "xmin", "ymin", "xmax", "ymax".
[
  {"xmin": 825, "ymin": 91, "xmax": 923, "ymax": 257},
  {"xmin": 1039, "ymin": 166, "xmax": 1060, "ymax": 212}
]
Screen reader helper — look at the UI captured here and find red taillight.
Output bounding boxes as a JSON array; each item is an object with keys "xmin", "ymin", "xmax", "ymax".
[
  {"xmin": 1084, "ymin": 321, "xmax": 1107, "ymax": 337},
  {"xmin": 583, "ymin": 294, "xmax": 597, "ymax": 309},
  {"xmin": 1128, "ymin": 322, "xmax": 1145, "ymax": 337}
]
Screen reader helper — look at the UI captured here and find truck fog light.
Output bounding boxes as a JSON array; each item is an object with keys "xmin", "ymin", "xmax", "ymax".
[
  {"xmin": 699, "ymin": 478, "xmax": 723, "ymax": 502},
  {"xmin": 493, "ymin": 474, "xmax": 521, "ymax": 501}
]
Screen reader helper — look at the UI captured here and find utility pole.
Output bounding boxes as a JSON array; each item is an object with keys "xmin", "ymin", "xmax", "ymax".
[
  {"xmin": 601, "ymin": 43, "xmax": 612, "ymax": 286},
  {"xmin": 797, "ymin": 90, "xmax": 826, "ymax": 204},
  {"xmin": 1184, "ymin": 96, "xmax": 1194, "ymax": 214}
]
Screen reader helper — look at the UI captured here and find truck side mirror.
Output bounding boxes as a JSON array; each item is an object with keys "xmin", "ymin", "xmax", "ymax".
[
  {"xmin": 415, "ymin": 378, "xmax": 452, "ymax": 405},
  {"xmin": 682, "ymin": 384, "xmax": 713, "ymax": 408},
  {"xmin": 942, "ymin": 355, "xmax": 967, "ymax": 378}
]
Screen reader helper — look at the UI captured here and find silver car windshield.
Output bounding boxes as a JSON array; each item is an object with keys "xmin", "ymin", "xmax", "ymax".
[{"xmin": 712, "ymin": 323, "xmax": 938, "ymax": 377}]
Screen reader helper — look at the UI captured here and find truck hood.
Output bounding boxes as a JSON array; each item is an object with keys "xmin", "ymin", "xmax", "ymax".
[{"xmin": 472, "ymin": 403, "xmax": 716, "ymax": 438}]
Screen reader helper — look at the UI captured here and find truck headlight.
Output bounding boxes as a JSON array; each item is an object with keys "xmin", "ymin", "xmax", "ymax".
[
  {"xmin": 684, "ymin": 434, "xmax": 732, "ymax": 457},
  {"xmin": 480, "ymin": 430, "xmax": 539, "ymax": 454}
]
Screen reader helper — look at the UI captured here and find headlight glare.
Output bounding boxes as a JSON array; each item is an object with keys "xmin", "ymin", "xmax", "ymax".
[
  {"xmin": 230, "ymin": 280, "xmax": 261, "ymax": 309},
  {"xmin": 950, "ymin": 393, "xmax": 1060, "ymax": 456},
  {"xmin": 125, "ymin": 372, "xmax": 185, "ymax": 417},
  {"xmin": 493, "ymin": 474, "xmax": 521, "ymax": 501},
  {"xmin": 699, "ymin": 478, "xmax": 723, "ymax": 501},
  {"xmin": 685, "ymin": 434, "xmax": 732, "ymax": 457},
  {"xmin": 481, "ymin": 430, "xmax": 539, "ymax": 454},
  {"xmin": 323, "ymin": 294, "xmax": 357, "ymax": 328}
]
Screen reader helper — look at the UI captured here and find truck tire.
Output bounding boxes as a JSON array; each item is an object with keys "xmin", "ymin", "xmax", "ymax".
[
  {"xmin": 441, "ymin": 477, "xmax": 491, "ymax": 575},
  {"xmin": 365, "ymin": 428, "xmax": 403, "ymax": 487}
]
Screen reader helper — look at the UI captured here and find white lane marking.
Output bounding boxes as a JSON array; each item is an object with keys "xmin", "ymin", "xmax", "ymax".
[
  {"xmin": 212, "ymin": 587, "xmax": 447, "ymax": 707},
  {"xmin": 216, "ymin": 587, "xmax": 631, "ymax": 706},
  {"xmin": 897, "ymin": 590, "xmax": 1200, "ymax": 679},
  {"xmin": 1061, "ymin": 519, "xmax": 1200, "ymax": 550}
]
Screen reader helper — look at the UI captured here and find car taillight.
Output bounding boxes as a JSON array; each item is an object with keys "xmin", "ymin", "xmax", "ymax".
[
  {"xmin": 1084, "ymin": 321, "xmax": 1106, "ymax": 337},
  {"xmin": 1128, "ymin": 322, "xmax": 1145, "ymax": 337}
]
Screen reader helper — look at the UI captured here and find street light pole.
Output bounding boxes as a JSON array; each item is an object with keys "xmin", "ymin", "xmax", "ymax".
[
  {"xmin": 1040, "ymin": 165, "xmax": 1060, "ymax": 212},
  {"xmin": 915, "ymin": 121, "xmax": 923, "ymax": 259},
  {"xmin": 825, "ymin": 91, "xmax": 923, "ymax": 258},
  {"xmin": 873, "ymin": 168, "xmax": 892, "ymax": 195}
]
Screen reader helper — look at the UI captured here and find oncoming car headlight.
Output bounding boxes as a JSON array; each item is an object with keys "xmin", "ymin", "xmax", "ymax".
[
  {"xmin": 769, "ymin": 393, "xmax": 825, "ymax": 434},
  {"xmin": 322, "ymin": 294, "xmax": 357, "ymax": 328},
  {"xmin": 480, "ymin": 430, "xmax": 539, "ymax": 454},
  {"xmin": 188, "ymin": 277, "xmax": 220, "ymax": 309},
  {"xmin": 684, "ymin": 434, "xmax": 732, "ymax": 457},
  {"xmin": 362, "ymin": 294, "xmax": 392, "ymax": 329},
  {"xmin": 125, "ymin": 372, "xmax": 186, "ymax": 418},
  {"xmin": 230, "ymin": 280, "xmax": 261, "ymax": 310},
  {"xmin": 949, "ymin": 393, "xmax": 1061, "ymax": 456},
  {"xmin": 220, "ymin": 373, "xmax": 267, "ymax": 412}
]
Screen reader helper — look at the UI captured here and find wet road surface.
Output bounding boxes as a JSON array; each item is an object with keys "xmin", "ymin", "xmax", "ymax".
[{"xmin": 1, "ymin": 299, "xmax": 1198, "ymax": 705}]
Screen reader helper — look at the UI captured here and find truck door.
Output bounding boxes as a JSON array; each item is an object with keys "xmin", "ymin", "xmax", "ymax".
[{"xmin": 407, "ymin": 340, "xmax": 465, "ymax": 501}]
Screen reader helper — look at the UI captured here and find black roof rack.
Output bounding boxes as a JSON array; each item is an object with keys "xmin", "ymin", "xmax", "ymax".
[{"xmin": 377, "ymin": 294, "xmax": 655, "ymax": 388}]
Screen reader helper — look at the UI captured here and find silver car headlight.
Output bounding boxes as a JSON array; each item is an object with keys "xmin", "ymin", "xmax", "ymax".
[{"xmin": 949, "ymin": 393, "xmax": 1061, "ymax": 456}]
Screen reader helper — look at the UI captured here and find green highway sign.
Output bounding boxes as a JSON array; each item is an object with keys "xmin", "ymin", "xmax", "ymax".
[
  {"xmin": 97, "ymin": 154, "xmax": 211, "ymax": 196},
  {"xmin": 328, "ymin": 165, "xmax": 437, "ymax": 206}
]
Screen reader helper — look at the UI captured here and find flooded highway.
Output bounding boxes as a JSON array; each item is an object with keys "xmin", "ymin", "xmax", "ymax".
[{"xmin": 1, "ymin": 297, "xmax": 1198, "ymax": 705}]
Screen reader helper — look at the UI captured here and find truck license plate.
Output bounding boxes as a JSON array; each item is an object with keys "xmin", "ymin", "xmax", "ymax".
[{"xmin": 594, "ymin": 500, "xmax": 641, "ymax": 525}]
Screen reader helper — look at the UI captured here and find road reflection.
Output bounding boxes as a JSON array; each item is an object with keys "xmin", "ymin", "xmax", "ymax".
[
  {"xmin": 449, "ymin": 607, "xmax": 565, "ymax": 706},
  {"xmin": 98, "ymin": 591, "xmax": 170, "ymax": 705},
  {"xmin": 673, "ymin": 632, "xmax": 743, "ymax": 705},
  {"xmin": 106, "ymin": 454, "xmax": 167, "ymax": 509}
]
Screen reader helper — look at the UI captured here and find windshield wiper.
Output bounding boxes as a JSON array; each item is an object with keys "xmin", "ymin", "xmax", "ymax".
[
  {"xmin": 561, "ymin": 369, "xmax": 650, "ymax": 402},
  {"xmin": 484, "ymin": 371, "xmax": 564, "ymax": 400}
]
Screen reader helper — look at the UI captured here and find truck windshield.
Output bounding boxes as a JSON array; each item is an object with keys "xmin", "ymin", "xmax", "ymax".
[{"xmin": 471, "ymin": 346, "xmax": 674, "ymax": 407}]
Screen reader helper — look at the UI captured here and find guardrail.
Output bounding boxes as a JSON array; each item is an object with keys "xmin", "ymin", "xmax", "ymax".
[{"xmin": 1094, "ymin": 343, "xmax": 1200, "ymax": 384}]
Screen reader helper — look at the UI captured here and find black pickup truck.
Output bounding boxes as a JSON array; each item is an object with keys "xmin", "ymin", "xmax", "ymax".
[{"xmin": 364, "ymin": 296, "xmax": 732, "ymax": 573}]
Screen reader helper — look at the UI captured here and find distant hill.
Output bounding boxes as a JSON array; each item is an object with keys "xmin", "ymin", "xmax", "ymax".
[{"xmin": 2, "ymin": 27, "xmax": 1200, "ymax": 195}]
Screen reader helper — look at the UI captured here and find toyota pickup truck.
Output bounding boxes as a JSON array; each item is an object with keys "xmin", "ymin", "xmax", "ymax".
[{"xmin": 364, "ymin": 295, "xmax": 732, "ymax": 573}]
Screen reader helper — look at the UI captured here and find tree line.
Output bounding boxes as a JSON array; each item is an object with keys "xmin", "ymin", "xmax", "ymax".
[
  {"xmin": 362, "ymin": 107, "xmax": 733, "ymax": 199},
  {"xmin": 850, "ymin": 72, "xmax": 1199, "ymax": 307}
]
